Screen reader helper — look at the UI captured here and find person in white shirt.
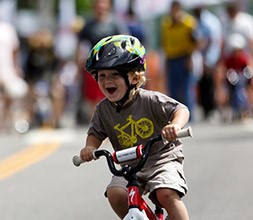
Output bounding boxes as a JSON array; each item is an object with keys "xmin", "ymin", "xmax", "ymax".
[
  {"xmin": 225, "ymin": 2, "xmax": 253, "ymax": 58},
  {"xmin": 0, "ymin": 20, "xmax": 28, "ymax": 131}
]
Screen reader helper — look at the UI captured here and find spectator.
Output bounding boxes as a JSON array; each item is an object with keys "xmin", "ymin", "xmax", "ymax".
[
  {"xmin": 24, "ymin": 29, "xmax": 58, "ymax": 128},
  {"xmin": 0, "ymin": 19, "xmax": 28, "ymax": 131},
  {"xmin": 224, "ymin": 2, "xmax": 253, "ymax": 59},
  {"xmin": 50, "ymin": 17, "xmax": 82, "ymax": 128},
  {"xmin": 76, "ymin": 0, "xmax": 128, "ymax": 124},
  {"xmin": 124, "ymin": 0, "xmax": 145, "ymax": 44},
  {"xmin": 215, "ymin": 1, "xmax": 253, "ymax": 122},
  {"xmin": 221, "ymin": 33, "xmax": 252, "ymax": 120},
  {"xmin": 160, "ymin": 0, "xmax": 197, "ymax": 120},
  {"xmin": 192, "ymin": 5, "xmax": 223, "ymax": 119}
]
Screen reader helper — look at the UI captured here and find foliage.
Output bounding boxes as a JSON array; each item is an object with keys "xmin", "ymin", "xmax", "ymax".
[
  {"xmin": 17, "ymin": 0, "xmax": 37, "ymax": 9},
  {"xmin": 76, "ymin": 0, "xmax": 92, "ymax": 15}
]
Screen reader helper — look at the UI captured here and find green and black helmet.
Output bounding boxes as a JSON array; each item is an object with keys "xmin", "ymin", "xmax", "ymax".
[{"xmin": 85, "ymin": 35, "xmax": 146, "ymax": 75}]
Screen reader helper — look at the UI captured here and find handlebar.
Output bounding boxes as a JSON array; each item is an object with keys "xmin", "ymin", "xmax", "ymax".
[{"xmin": 73, "ymin": 127, "xmax": 193, "ymax": 177}]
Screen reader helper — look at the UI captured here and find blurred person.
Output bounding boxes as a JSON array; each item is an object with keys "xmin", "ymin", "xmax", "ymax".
[
  {"xmin": 192, "ymin": 5, "xmax": 223, "ymax": 119},
  {"xmin": 50, "ymin": 17, "xmax": 82, "ymax": 128},
  {"xmin": 224, "ymin": 2, "xmax": 253, "ymax": 59},
  {"xmin": 220, "ymin": 33, "xmax": 252, "ymax": 120},
  {"xmin": 124, "ymin": 0, "xmax": 145, "ymax": 44},
  {"xmin": 51, "ymin": 59, "xmax": 79, "ymax": 128},
  {"xmin": 24, "ymin": 29, "xmax": 58, "ymax": 128},
  {"xmin": 220, "ymin": 2, "xmax": 253, "ymax": 121},
  {"xmin": 212, "ymin": 63, "xmax": 230, "ymax": 122},
  {"xmin": 0, "ymin": 19, "xmax": 28, "ymax": 132},
  {"xmin": 160, "ymin": 0, "xmax": 197, "ymax": 120},
  {"xmin": 76, "ymin": 0, "xmax": 129, "ymax": 124}
]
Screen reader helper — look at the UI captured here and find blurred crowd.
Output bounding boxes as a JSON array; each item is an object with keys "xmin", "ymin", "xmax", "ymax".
[{"xmin": 0, "ymin": 0, "xmax": 253, "ymax": 133}]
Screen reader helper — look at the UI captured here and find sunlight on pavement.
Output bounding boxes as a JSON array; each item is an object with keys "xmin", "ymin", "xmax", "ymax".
[
  {"xmin": 0, "ymin": 127, "xmax": 83, "ymax": 181},
  {"xmin": 0, "ymin": 142, "xmax": 60, "ymax": 180}
]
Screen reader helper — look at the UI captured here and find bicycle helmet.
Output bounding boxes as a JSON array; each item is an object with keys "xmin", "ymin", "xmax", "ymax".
[
  {"xmin": 85, "ymin": 35, "xmax": 146, "ymax": 112},
  {"xmin": 85, "ymin": 34, "xmax": 146, "ymax": 75}
]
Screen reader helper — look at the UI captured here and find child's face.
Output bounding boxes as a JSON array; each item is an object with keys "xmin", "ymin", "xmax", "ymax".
[{"xmin": 97, "ymin": 69, "xmax": 129, "ymax": 102}]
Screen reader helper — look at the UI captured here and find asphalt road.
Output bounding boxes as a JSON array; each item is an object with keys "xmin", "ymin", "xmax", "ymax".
[{"xmin": 0, "ymin": 120, "xmax": 253, "ymax": 220}]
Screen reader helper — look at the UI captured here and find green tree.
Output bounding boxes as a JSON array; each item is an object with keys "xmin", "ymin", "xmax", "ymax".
[{"xmin": 76, "ymin": 0, "xmax": 92, "ymax": 15}]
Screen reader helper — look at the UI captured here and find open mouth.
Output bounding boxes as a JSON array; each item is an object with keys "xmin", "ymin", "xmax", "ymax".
[{"xmin": 106, "ymin": 87, "xmax": 117, "ymax": 94}]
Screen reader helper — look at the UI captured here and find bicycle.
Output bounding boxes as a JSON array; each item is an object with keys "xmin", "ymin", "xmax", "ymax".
[{"xmin": 73, "ymin": 127, "xmax": 193, "ymax": 220}]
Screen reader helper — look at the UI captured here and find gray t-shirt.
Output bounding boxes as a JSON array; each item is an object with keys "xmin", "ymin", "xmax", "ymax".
[{"xmin": 87, "ymin": 88, "xmax": 187, "ymax": 166}]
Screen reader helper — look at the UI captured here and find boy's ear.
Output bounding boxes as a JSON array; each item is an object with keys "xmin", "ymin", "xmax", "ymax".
[{"xmin": 131, "ymin": 74, "xmax": 140, "ymax": 83}]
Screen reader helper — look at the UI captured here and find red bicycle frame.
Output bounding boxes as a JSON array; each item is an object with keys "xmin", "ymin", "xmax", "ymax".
[{"xmin": 127, "ymin": 185, "xmax": 164, "ymax": 220}]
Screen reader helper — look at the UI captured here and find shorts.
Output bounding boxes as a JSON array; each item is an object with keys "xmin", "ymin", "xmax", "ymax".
[{"xmin": 105, "ymin": 159, "xmax": 188, "ymax": 204}]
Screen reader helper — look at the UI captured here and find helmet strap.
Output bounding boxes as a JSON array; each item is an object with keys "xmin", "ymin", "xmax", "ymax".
[
  {"xmin": 115, "ymin": 83, "xmax": 136, "ymax": 112},
  {"xmin": 114, "ymin": 70, "xmax": 137, "ymax": 112}
]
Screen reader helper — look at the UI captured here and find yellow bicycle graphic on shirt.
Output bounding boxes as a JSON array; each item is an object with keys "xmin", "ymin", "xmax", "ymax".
[{"xmin": 114, "ymin": 115, "xmax": 154, "ymax": 148}]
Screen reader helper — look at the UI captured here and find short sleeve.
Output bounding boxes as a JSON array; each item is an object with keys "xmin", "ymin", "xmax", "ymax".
[{"xmin": 87, "ymin": 107, "xmax": 108, "ymax": 141}]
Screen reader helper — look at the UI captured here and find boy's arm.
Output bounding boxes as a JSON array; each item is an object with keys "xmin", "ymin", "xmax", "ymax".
[
  {"xmin": 162, "ymin": 107, "xmax": 190, "ymax": 141},
  {"xmin": 80, "ymin": 134, "xmax": 102, "ymax": 162}
]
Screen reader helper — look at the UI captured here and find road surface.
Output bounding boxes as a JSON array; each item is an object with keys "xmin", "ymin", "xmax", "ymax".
[{"xmin": 0, "ymin": 121, "xmax": 253, "ymax": 220}]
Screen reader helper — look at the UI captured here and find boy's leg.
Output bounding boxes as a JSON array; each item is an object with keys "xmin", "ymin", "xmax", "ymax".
[
  {"xmin": 107, "ymin": 186, "xmax": 128, "ymax": 219},
  {"xmin": 156, "ymin": 188, "xmax": 189, "ymax": 220}
]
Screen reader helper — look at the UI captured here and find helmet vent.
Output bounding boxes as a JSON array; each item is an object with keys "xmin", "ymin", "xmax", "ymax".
[
  {"xmin": 130, "ymin": 38, "xmax": 135, "ymax": 45},
  {"xmin": 121, "ymin": 40, "xmax": 127, "ymax": 49},
  {"xmin": 107, "ymin": 46, "xmax": 116, "ymax": 56},
  {"xmin": 97, "ymin": 46, "xmax": 105, "ymax": 60}
]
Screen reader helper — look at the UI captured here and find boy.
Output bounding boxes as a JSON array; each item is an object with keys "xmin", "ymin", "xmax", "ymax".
[{"xmin": 79, "ymin": 35, "xmax": 190, "ymax": 220}]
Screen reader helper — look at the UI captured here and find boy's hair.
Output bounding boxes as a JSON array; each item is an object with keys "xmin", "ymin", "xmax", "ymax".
[{"xmin": 130, "ymin": 71, "xmax": 146, "ymax": 88}]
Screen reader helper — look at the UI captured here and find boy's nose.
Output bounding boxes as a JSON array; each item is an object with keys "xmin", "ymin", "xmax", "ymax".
[{"xmin": 105, "ymin": 74, "xmax": 114, "ymax": 81}]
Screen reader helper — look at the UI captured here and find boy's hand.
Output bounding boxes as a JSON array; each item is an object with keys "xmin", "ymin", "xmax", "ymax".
[
  {"xmin": 162, "ymin": 124, "xmax": 181, "ymax": 141},
  {"xmin": 80, "ymin": 146, "xmax": 97, "ymax": 162}
]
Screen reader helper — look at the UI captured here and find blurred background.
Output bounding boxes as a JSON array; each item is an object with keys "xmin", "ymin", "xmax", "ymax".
[
  {"xmin": 1, "ymin": 1, "xmax": 253, "ymax": 220},
  {"xmin": 1, "ymin": 0, "xmax": 253, "ymax": 133}
]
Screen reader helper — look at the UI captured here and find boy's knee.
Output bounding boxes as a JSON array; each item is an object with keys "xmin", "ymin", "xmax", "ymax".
[{"xmin": 156, "ymin": 188, "xmax": 180, "ymax": 205}]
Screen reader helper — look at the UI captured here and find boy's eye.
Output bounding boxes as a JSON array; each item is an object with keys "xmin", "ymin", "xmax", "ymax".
[
  {"xmin": 97, "ymin": 72, "xmax": 121, "ymax": 82},
  {"xmin": 112, "ymin": 72, "xmax": 121, "ymax": 77},
  {"xmin": 98, "ymin": 74, "xmax": 106, "ymax": 79}
]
